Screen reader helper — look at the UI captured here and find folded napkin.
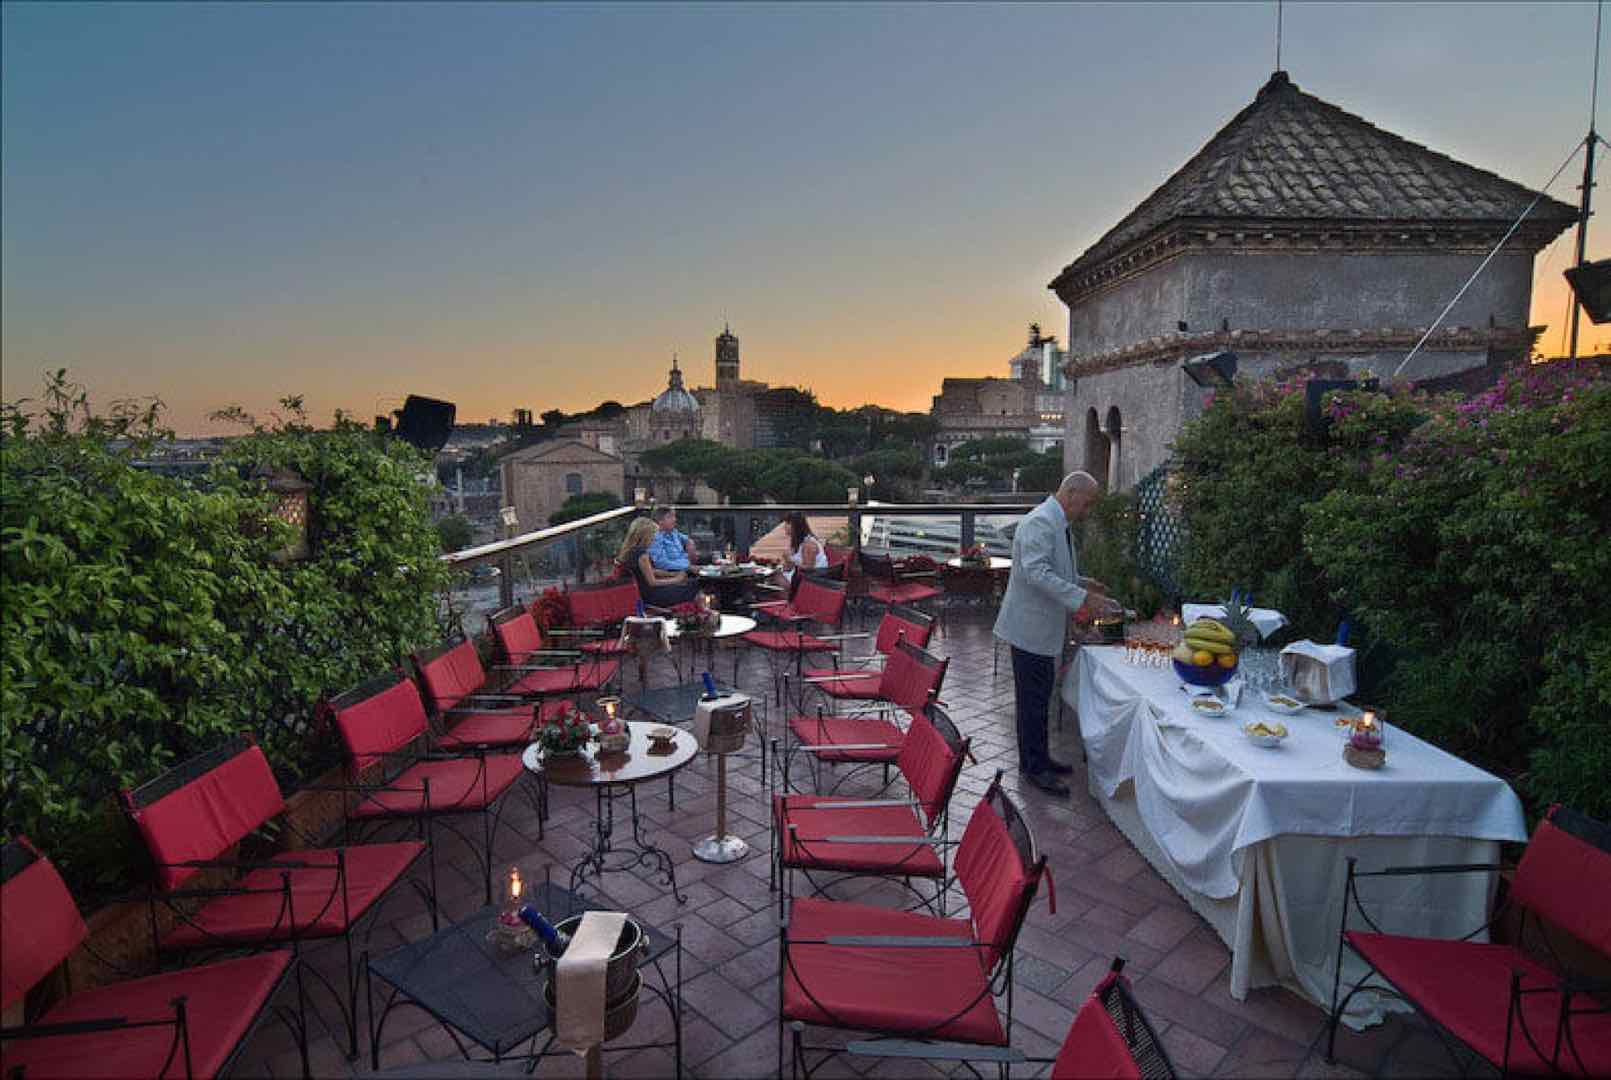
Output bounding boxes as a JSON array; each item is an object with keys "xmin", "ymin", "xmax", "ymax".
[
  {"xmin": 556, "ymin": 910, "xmax": 627, "ymax": 1053},
  {"xmin": 693, "ymin": 693, "xmax": 750, "ymax": 751},
  {"xmin": 1183, "ymin": 603, "xmax": 1289, "ymax": 640},
  {"xmin": 621, "ymin": 616, "xmax": 670, "ymax": 654},
  {"xmin": 1280, "ymin": 640, "xmax": 1357, "ymax": 703}
]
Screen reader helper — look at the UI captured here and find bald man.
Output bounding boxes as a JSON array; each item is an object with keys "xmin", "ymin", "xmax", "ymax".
[{"xmin": 993, "ymin": 471, "xmax": 1113, "ymax": 797}]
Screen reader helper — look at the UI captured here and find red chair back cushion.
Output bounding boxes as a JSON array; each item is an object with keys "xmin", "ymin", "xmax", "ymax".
[
  {"xmin": 1, "ymin": 843, "xmax": 87, "ymax": 1011},
  {"xmin": 568, "ymin": 581, "xmax": 639, "ymax": 628},
  {"xmin": 417, "ymin": 639, "xmax": 487, "ymax": 709},
  {"xmin": 875, "ymin": 610, "xmax": 933, "ymax": 655},
  {"xmin": 897, "ymin": 712, "xmax": 962, "ymax": 824},
  {"xmin": 1050, "ymin": 993, "xmax": 1144, "ymax": 1080},
  {"xmin": 333, "ymin": 677, "xmax": 429, "ymax": 772},
  {"xmin": 493, "ymin": 611, "xmax": 543, "ymax": 660},
  {"xmin": 1510, "ymin": 806, "xmax": 1611, "ymax": 956},
  {"xmin": 794, "ymin": 579, "xmax": 846, "ymax": 626},
  {"xmin": 126, "ymin": 744, "xmax": 286, "ymax": 892},
  {"xmin": 877, "ymin": 645, "xmax": 945, "ymax": 709},
  {"xmin": 954, "ymin": 797, "xmax": 1031, "ymax": 967}
]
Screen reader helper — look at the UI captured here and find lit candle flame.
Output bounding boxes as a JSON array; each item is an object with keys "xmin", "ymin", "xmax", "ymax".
[{"xmin": 508, "ymin": 866, "xmax": 523, "ymax": 902}]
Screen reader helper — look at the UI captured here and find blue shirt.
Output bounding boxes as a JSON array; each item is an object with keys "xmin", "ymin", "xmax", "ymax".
[{"xmin": 648, "ymin": 528, "xmax": 692, "ymax": 571}]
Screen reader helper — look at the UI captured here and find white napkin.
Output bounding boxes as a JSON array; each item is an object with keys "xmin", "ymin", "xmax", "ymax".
[
  {"xmin": 1183, "ymin": 603, "xmax": 1289, "ymax": 640},
  {"xmin": 621, "ymin": 616, "xmax": 670, "ymax": 654},
  {"xmin": 1280, "ymin": 640, "xmax": 1357, "ymax": 703},
  {"xmin": 556, "ymin": 910, "xmax": 626, "ymax": 1053},
  {"xmin": 693, "ymin": 693, "xmax": 749, "ymax": 751}
]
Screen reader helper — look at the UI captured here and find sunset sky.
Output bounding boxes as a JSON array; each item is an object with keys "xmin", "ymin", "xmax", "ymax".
[{"xmin": 3, "ymin": 1, "xmax": 1607, "ymax": 435}]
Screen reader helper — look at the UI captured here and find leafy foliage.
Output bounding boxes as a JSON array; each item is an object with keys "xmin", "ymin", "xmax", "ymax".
[
  {"xmin": 934, "ymin": 437, "xmax": 1061, "ymax": 493},
  {"xmin": 636, "ymin": 439, "xmax": 856, "ymax": 503},
  {"xmin": 1074, "ymin": 492, "xmax": 1167, "ymax": 620},
  {"xmin": 2, "ymin": 373, "xmax": 453, "ymax": 895},
  {"xmin": 436, "ymin": 513, "xmax": 475, "ymax": 552}
]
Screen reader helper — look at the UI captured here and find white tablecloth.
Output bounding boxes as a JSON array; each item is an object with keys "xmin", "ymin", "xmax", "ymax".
[
  {"xmin": 1064, "ymin": 647, "xmax": 1527, "ymax": 1024},
  {"xmin": 1182, "ymin": 602, "xmax": 1288, "ymax": 640}
]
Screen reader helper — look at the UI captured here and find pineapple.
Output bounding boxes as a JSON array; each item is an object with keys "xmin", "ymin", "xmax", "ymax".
[{"xmin": 1220, "ymin": 593, "xmax": 1260, "ymax": 647}]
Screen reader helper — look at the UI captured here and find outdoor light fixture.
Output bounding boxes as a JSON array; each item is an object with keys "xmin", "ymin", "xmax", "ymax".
[
  {"xmin": 259, "ymin": 466, "xmax": 313, "ymax": 563},
  {"xmin": 1182, "ymin": 351, "xmax": 1238, "ymax": 388},
  {"xmin": 1565, "ymin": 258, "xmax": 1611, "ymax": 324}
]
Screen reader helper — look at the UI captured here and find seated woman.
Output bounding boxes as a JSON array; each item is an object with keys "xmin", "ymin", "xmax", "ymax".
[
  {"xmin": 769, "ymin": 511, "xmax": 829, "ymax": 590},
  {"xmin": 619, "ymin": 516, "xmax": 700, "ymax": 608}
]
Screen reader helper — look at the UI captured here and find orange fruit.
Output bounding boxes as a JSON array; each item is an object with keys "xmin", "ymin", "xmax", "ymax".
[
  {"xmin": 1217, "ymin": 652, "xmax": 1238, "ymax": 669},
  {"xmin": 1191, "ymin": 650, "xmax": 1214, "ymax": 667}
]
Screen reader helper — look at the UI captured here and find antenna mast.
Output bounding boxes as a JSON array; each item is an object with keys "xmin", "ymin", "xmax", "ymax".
[
  {"xmin": 1570, "ymin": 0, "xmax": 1604, "ymax": 359},
  {"xmin": 1275, "ymin": 0, "xmax": 1283, "ymax": 71}
]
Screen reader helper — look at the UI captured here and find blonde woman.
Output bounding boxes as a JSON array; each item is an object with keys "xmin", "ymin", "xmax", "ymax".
[{"xmin": 618, "ymin": 516, "xmax": 699, "ymax": 607}]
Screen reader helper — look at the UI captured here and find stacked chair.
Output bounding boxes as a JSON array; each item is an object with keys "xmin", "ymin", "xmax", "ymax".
[
  {"xmin": 487, "ymin": 606, "xmax": 621, "ymax": 698},
  {"xmin": 743, "ymin": 575, "xmax": 850, "ymax": 705},
  {"xmin": 0, "ymin": 838, "xmax": 307, "ymax": 1079},
  {"xmin": 772, "ymin": 704, "xmax": 969, "ymax": 918},
  {"xmin": 776, "ymin": 773, "xmax": 1050, "ymax": 1078},
  {"xmin": 119, "ymin": 736, "xmax": 436, "ymax": 1059},
  {"xmin": 325, "ymin": 670, "xmax": 541, "ymax": 902},
  {"xmin": 1328, "ymin": 803, "xmax": 1611, "ymax": 1077},
  {"xmin": 794, "ymin": 605, "xmax": 935, "ymax": 709}
]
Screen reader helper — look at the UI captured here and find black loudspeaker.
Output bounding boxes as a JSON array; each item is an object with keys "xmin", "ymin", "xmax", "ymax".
[
  {"xmin": 392, "ymin": 396, "xmax": 456, "ymax": 453},
  {"xmin": 1565, "ymin": 259, "xmax": 1611, "ymax": 325}
]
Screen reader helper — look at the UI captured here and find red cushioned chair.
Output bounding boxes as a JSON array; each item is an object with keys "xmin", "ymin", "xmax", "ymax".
[
  {"xmin": 325, "ymin": 670, "xmax": 542, "ymax": 904},
  {"xmin": 796, "ymin": 605, "xmax": 935, "ymax": 708},
  {"xmin": 777, "ymin": 774, "xmax": 1050, "ymax": 1078},
  {"xmin": 120, "ymin": 737, "xmax": 435, "ymax": 1060},
  {"xmin": 1327, "ymin": 804, "xmax": 1611, "ymax": 1077},
  {"xmin": 412, "ymin": 636, "xmax": 578, "ymax": 748},
  {"xmin": 0, "ymin": 838, "xmax": 307, "ymax": 1080},
  {"xmin": 845, "ymin": 956, "xmax": 1175, "ymax": 1079},
  {"xmin": 744, "ymin": 576, "xmax": 850, "ymax": 706},
  {"xmin": 772, "ymin": 704, "xmax": 969, "ymax": 918},
  {"xmin": 488, "ymin": 606, "xmax": 621, "ymax": 698},
  {"xmin": 857, "ymin": 548, "xmax": 942, "ymax": 632},
  {"xmin": 558, "ymin": 578, "xmax": 642, "ymax": 661},
  {"xmin": 782, "ymin": 640, "xmax": 948, "ymax": 796}
]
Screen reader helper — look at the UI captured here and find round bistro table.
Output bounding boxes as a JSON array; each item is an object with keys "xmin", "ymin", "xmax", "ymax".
[{"xmin": 522, "ymin": 722, "xmax": 699, "ymax": 904}]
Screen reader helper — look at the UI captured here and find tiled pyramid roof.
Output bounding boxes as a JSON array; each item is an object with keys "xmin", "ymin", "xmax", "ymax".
[{"xmin": 1052, "ymin": 72, "xmax": 1578, "ymax": 291}]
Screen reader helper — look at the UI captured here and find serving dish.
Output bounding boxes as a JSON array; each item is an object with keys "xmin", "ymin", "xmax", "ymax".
[
  {"xmin": 1263, "ymin": 692, "xmax": 1305, "ymax": 716},
  {"xmin": 1187, "ymin": 695, "xmax": 1228, "ymax": 718},
  {"xmin": 1243, "ymin": 720, "xmax": 1288, "ymax": 748}
]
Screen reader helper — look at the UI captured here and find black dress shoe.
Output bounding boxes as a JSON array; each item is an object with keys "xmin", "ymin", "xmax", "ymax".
[
  {"xmin": 1046, "ymin": 758, "xmax": 1075, "ymax": 776},
  {"xmin": 1021, "ymin": 770, "xmax": 1071, "ymax": 797}
]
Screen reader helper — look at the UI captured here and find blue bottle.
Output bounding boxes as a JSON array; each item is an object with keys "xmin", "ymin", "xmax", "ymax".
[
  {"xmin": 701, "ymin": 670, "xmax": 719, "ymax": 701},
  {"xmin": 636, "ymin": 599, "xmax": 646, "ymax": 618},
  {"xmin": 516, "ymin": 905, "xmax": 571, "ymax": 955}
]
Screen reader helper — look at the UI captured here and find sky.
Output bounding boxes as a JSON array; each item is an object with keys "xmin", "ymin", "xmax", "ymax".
[{"xmin": 3, "ymin": 1, "xmax": 1607, "ymax": 435}]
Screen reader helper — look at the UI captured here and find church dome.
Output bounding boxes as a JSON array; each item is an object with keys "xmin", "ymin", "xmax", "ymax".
[{"xmin": 652, "ymin": 355, "xmax": 700, "ymax": 413}]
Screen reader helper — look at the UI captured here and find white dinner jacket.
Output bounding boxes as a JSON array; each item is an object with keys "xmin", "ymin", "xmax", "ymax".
[{"xmin": 992, "ymin": 496, "xmax": 1087, "ymax": 657}]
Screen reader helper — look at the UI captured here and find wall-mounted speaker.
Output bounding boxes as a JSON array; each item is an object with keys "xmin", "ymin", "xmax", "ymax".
[{"xmin": 392, "ymin": 396, "xmax": 456, "ymax": 453}]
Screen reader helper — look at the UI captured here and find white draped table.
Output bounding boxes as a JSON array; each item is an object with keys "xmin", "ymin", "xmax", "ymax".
[{"xmin": 1064, "ymin": 646, "xmax": 1527, "ymax": 1025}]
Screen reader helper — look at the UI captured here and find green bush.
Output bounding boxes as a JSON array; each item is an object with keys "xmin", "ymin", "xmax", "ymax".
[
  {"xmin": 1075, "ymin": 492, "xmax": 1166, "ymax": 619},
  {"xmin": 1, "ymin": 375, "xmax": 453, "ymax": 896}
]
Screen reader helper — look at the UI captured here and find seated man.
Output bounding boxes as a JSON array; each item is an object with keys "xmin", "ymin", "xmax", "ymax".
[{"xmin": 649, "ymin": 506, "xmax": 698, "ymax": 571}]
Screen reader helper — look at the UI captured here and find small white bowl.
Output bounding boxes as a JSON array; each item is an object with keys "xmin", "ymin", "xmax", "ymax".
[
  {"xmin": 1187, "ymin": 695, "xmax": 1228, "ymax": 718},
  {"xmin": 1263, "ymin": 692, "xmax": 1305, "ymax": 716},
  {"xmin": 1243, "ymin": 720, "xmax": 1289, "ymax": 748}
]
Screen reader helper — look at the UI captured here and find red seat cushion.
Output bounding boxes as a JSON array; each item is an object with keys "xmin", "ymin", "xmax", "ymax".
[
  {"xmin": 868, "ymin": 583, "xmax": 941, "ymax": 606},
  {"xmin": 506, "ymin": 660, "xmax": 618, "ymax": 696},
  {"xmin": 416, "ymin": 639, "xmax": 492, "ymax": 712},
  {"xmin": 800, "ymin": 669, "xmax": 883, "ymax": 699},
  {"xmin": 163, "ymin": 841, "xmax": 425, "ymax": 948},
  {"xmin": 782, "ymin": 896, "xmax": 1003, "ymax": 1045},
  {"xmin": 775, "ymin": 795, "xmax": 943, "ymax": 877},
  {"xmin": 1, "ymin": 848, "xmax": 89, "ymax": 1011},
  {"xmin": 1, "ymin": 951, "xmax": 290, "ymax": 1079},
  {"xmin": 787, "ymin": 715, "xmax": 904, "ymax": 762},
  {"xmin": 350, "ymin": 753, "xmax": 525, "ymax": 818},
  {"xmin": 581, "ymin": 638, "xmax": 629, "ymax": 656},
  {"xmin": 126, "ymin": 745, "xmax": 286, "ymax": 892},
  {"xmin": 744, "ymin": 630, "xmax": 835, "ymax": 654},
  {"xmin": 332, "ymin": 677, "xmax": 429, "ymax": 772},
  {"xmin": 1050, "ymin": 993, "xmax": 1144, "ymax": 1080},
  {"xmin": 1346, "ymin": 932, "xmax": 1611, "ymax": 1076}
]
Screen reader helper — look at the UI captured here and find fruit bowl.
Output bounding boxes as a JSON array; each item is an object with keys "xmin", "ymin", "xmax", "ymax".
[{"xmin": 1174, "ymin": 658, "xmax": 1237, "ymax": 687}]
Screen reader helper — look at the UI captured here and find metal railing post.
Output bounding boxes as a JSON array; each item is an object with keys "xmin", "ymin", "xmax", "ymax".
[
  {"xmin": 959, "ymin": 511, "xmax": 976, "ymax": 551},
  {"xmin": 499, "ymin": 553, "xmax": 514, "ymax": 608},
  {"xmin": 737, "ymin": 513, "xmax": 754, "ymax": 559}
]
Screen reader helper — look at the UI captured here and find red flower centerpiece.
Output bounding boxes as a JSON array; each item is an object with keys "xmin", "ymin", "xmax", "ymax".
[{"xmin": 537, "ymin": 703, "xmax": 594, "ymax": 757}]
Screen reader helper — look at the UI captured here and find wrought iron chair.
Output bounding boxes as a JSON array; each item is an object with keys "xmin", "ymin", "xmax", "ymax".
[
  {"xmin": 325, "ymin": 670, "xmax": 543, "ymax": 902},
  {"xmin": 1328, "ymin": 803, "xmax": 1611, "ymax": 1077},
  {"xmin": 558, "ymin": 578, "xmax": 642, "ymax": 662},
  {"xmin": 743, "ymin": 576, "xmax": 850, "ymax": 705},
  {"xmin": 488, "ymin": 606, "xmax": 621, "ymax": 697},
  {"xmin": 777, "ymin": 774, "xmax": 1050, "ymax": 1078},
  {"xmin": 795, "ymin": 605, "xmax": 935, "ymax": 708},
  {"xmin": 411, "ymin": 636, "xmax": 580, "ymax": 750},
  {"xmin": 857, "ymin": 548, "xmax": 942, "ymax": 631},
  {"xmin": 772, "ymin": 704, "xmax": 969, "ymax": 918},
  {"xmin": 120, "ymin": 736, "xmax": 436, "ymax": 1060},
  {"xmin": 846, "ymin": 956, "xmax": 1176, "ymax": 1079},
  {"xmin": 0, "ymin": 838, "xmax": 309, "ymax": 1080}
]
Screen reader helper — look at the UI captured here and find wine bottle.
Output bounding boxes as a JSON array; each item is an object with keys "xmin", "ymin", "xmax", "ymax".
[
  {"xmin": 701, "ymin": 670, "xmax": 718, "ymax": 701},
  {"xmin": 636, "ymin": 599, "xmax": 646, "ymax": 618},
  {"xmin": 516, "ymin": 905, "xmax": 571, "ymax": 954}
]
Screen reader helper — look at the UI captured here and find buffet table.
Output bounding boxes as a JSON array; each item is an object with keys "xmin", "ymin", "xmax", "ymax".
[{"xmin": 1064, "ymin": 646, "xmax": 1527, "ymax": 1025}]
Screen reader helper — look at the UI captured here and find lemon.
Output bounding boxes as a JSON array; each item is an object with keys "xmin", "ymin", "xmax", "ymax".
[
  {"xmin": 1217, "ymin": 652, "xmax": 1238, "ymax": 669},
  {"xmin": 1192, "ymin": 650, "xmax": 1214, "ymax": 667}
]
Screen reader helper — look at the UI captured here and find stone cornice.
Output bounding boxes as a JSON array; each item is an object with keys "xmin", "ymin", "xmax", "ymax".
[
  {"xmin": 1050, "ymin": 218, "xmax": 1566, "ymax": 307},
  {"xmin": 1063, "ymin": 325, "xmax": 1534, "ymax": 379}
]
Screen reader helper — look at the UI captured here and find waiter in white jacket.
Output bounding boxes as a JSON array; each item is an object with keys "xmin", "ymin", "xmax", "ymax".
[{"xmin": 993, "ymin": 471, "xmax": 1114, "ymax": 797}]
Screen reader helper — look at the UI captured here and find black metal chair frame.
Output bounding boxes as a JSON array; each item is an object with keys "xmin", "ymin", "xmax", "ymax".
[
  {"xmin": 1326, "ymin": 805, "xmax": 1611, "ymax": 1078},
  {"xmin": 123, "ymin": 736, "xmax": 439, "ymax": 1061},
  {"xmin": 748, "ymin": 576, "xmax": 852, "ymax": 707},
  {"xmin": 770, "ymin": 704, "xmax": 971, "ymax": 918},
  {"xmin": 324, "ymin": 671, "xmax": 545, "ymax": 907},
  {"xmin": 777, "ymin": 773, "xmax": 1045, "ymax": 1080},
  {"xmin": 857, "ymin": 548, "xmax": 943, "ymax": 635},
  {"xmin": 0, "ymin": 840, "xmax": 313, "ymax": 1080},
  {"xmin": 487, "ymin": 606, "xmax": 620, "ymax": 700}
]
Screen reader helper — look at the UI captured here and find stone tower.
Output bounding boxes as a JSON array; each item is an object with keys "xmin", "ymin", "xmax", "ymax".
[{"xmin": 715, "ymin": 324, "xmax": 740, "ymax": 388}]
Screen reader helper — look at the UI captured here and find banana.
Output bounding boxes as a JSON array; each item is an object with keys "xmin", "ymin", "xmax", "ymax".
[
  {"xmin": 1183, "ymin": 634, "xmax": 1235, "ymax": 656},
  {"xmin": 1188, "ymin": 619, "xmax": 1235, "ymax": 644}
]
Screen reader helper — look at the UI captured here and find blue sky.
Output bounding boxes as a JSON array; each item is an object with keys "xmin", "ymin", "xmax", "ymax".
[{"xmin": 2, "ymin": 2, "xmax": 1603, "ymax": 433}]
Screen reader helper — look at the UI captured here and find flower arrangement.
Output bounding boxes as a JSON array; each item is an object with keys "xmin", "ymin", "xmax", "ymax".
[
  {"xmin": 958, "ymin": 544, "xmax": 989, "ymax": 566},
  {"xmin": 530, "ymin": 586, "xmax": 571, "ymax": 634},
  {"xmin": 537, "ymin": 703, "xmax": 594, "ymax": 756},
  {"xmin": 901, "ymin": 554, "xmax": 939, "ymax": 574}
]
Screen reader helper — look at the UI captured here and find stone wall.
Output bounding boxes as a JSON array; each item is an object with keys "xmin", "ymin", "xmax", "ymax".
[{"xmin": 502, "ymin": 454, "xmax": 624, "ymax": 533}]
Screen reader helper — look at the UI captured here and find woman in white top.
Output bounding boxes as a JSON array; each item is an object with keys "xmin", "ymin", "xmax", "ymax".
[{"xmin": 776, "ymin": 512, "xmax": 828, "ymax": 587}]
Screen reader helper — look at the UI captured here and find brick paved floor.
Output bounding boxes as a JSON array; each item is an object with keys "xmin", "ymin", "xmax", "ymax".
[{"xmin": 231, "ymin": 606, "xmax": 1468, "ymax": 1078}]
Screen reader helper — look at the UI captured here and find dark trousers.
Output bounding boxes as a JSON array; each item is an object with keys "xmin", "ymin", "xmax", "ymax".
[{"xmin": 1010, "ymin": 646, "xmax": 1055, "ymax": 775}]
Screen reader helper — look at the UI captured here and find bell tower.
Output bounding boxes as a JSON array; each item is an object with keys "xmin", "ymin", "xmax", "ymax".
[{"xmin": 715, "ymin": 323, "xmax": 740, "ymax": 389}]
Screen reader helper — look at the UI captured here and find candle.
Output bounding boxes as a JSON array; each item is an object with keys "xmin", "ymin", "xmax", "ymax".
[{"xmin": 847, "ymin": 487, "xmax": 859, "ymax": 506}]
